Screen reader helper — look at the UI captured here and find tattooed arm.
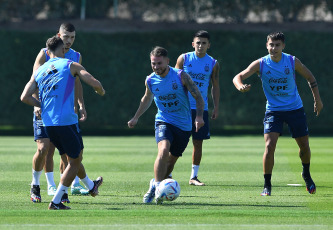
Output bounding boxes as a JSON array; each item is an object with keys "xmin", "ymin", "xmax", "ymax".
[{"xmin": 181, "ymin": 71, "xmax": 205, "ymax": 132}]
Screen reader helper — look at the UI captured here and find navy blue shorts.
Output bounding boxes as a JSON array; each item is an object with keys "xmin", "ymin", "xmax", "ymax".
[
  {"xmin": 33, "ymin": 114, "xmax": 48, "ymax": 141},
  {"xmin": 45, "ymin": 124, "xmax": 84, "ymax": 159},
  {"xmin": 191, "ymin": 110, "xmax": 210, "ymax": 140},
  {"xmin": 155, "ymin": 122, "xmax": 191, "ymax": 157},
  {"xmin": 263, "ymin": 107, "xmax": 309, "ymax": 138}
]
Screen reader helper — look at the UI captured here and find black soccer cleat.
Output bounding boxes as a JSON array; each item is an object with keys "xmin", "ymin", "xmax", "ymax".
[
  {"xmin": 302, "ymin": 173, "xmax": 316, "ymax": 194},
  {"xmin": 48, "ymin": 201, "xmax": 71, "ymax": 210},
  {"xmin": 260, "ymin": 186, "xmax": 271, "ymax": 196},
  {"xmin": 30, "ymin": 185, "xmax": 41, "ymax": 203}
]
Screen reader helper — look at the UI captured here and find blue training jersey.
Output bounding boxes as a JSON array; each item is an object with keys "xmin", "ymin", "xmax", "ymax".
[
  {"xmin": 259, "ymin": 52, "xmax": 303, "ymax": 111},
  {"xmin": 146, "ymin": 67, "xmax": 192, "ymax": 131},
  {"xmin": 43, "ymin": 48, "xmax": 81, "ymax": 63},
  {"xmin": 34, "ymin": 58, "xmax": 78, "ymax": 126},
  {"xmin": 183, "ymin": 52, "xmax": 216, "ymax": 110}
]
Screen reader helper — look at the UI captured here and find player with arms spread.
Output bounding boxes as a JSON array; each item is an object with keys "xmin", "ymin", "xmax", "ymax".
[
  {"xmin": 233, "ymin": 31, "xmax": 323, "ymax": 196},
  {"xmin": 128, "ymin": 46, "xmax": 205, "ymax": 204}
]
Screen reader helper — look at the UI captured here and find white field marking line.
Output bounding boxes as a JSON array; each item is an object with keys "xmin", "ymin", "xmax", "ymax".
[
  {"xmin": 287, "ymin": 184, "xmax": 303, "ymax": 186},
  {"xmin": 0, "ymin": 224, "xmax": 328, "ymax": 227}
]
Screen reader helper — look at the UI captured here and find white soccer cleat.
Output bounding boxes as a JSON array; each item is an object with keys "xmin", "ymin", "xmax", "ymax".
[
  {"xmin": 143, "ymin": 178, "xmax": 156, "ymax": 203},
  {"xmin": 47, "ymin": 185, "xmax": 57, "ymax": 196}
]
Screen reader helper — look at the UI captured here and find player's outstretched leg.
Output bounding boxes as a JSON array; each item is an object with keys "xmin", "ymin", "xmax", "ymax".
[{"xmin": 143, "ymin": 178, "xmax": 156, "ymax": 203}]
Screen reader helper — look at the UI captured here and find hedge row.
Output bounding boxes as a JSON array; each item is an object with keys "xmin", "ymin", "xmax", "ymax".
[{"xmin": 1, "ymin": 30, "xmax": 331, "ymax": 134}]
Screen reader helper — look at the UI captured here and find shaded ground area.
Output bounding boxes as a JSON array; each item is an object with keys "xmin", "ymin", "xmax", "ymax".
[{"xmin": 1, "ymin": 19, "xmax": 332, "ymax": 33}]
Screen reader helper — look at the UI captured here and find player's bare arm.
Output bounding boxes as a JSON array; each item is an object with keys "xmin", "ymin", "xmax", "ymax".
[
  {"xmin": 21, "ymin": 74, "xmax": 41, "ymax": 107},
  {"xmin": 210, "ymin": 61, "xmax": 220, "ymax": 120},
  {"xmin": 75, "ymin": 54, "xmax": 87, "ymax": 121},
  {"xmin": 32, "ymin": 49, "xmax": 47, "ymax": 118},
  {"xmin": 128, "ymin": 82, "xmax": 154, "ymax": 128},
  {"xmin": 233, "ymin": 60, "xmax": 260, "ymax": 92},
  {"xmin": 295, "ymin": 57, "xmax": 323, "ymax": 116},
  {"xmin": 175, "ymin": 54, "xmax": 184, "ymax": 69},
  {"xmin": 70, "ymin": 62, "xmax": 105, "ymax": 96},
  {"xmin": 181, "ymin": 71, "xmax": 205, "ymax": 132}
]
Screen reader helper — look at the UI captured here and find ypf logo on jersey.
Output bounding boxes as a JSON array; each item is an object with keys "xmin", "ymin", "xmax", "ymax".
[{"xmin": 204, "ymin": 64, "xmax": 210, "ymax": 72}]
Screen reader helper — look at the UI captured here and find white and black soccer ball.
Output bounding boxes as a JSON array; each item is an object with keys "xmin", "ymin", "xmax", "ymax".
[{"xmin": 156, "ymin": 179, "xmax": 180, "ymax": 201}]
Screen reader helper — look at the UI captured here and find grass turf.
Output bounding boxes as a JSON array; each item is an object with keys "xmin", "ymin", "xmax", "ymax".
[{"xmin": 0, "ymin": 136, "xmax": 332, "ymax": 229}]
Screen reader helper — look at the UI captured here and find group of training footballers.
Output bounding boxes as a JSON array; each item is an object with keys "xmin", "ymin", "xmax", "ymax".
[{"xmin": 21, "ymin": 22, "xmax": 323, "ymax": 209}]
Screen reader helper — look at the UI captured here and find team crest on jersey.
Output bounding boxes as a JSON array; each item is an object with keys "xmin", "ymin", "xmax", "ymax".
[
  {"xmin": 172, "ymin": 81, "xmax": 178, "ymax": 90},
  {"xmin": 284, "ymin": 66, "xmax": 290, "ymax": 75},
  {"xmin": 204, "ymin": 64, "xmax": 210, "ymax": 72}
]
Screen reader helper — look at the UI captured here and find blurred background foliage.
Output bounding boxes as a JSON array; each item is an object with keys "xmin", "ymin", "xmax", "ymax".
[{"xmin": 0, "ymin": 0, "xmax": 332, "ymax": 23}]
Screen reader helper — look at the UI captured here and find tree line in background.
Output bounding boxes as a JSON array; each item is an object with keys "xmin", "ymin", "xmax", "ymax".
[{"xmin": 1, "ymin": 0, "xmax": 332, "ymax": 23}]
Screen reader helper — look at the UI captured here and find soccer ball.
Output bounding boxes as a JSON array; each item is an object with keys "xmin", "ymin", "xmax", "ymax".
[{"xmin": 156, "ymin": 179, "xmax": 180, "ymax": 201}]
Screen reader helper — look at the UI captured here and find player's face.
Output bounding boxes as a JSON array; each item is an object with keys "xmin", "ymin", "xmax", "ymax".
[
  {"xmin": 266, "ymin": 38, "xmax": 285, "ymax": 60},
  {"xmin": 192, "ymin": 37, "xmax": 210, "ymax": 57},
  {"xmin": 58, "ymin": 29, "xmax": 76, "ymax": 50},
  {"xmin": 150, "ymin": 55, "xmax": 169, "ymax": 76}
]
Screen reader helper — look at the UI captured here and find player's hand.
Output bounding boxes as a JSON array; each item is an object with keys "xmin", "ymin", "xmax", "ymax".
[
  {"xmin": 34, "ymin": 107, "xmax": 42, "ymax": 119},
  {"xmin": 314, "ymin": 99, "xmax": 323, "ymax": 116},
  {"xmin": 195, "ymin": 117, "xmax": 205, "ymax": 132},
  {"xmin": 79, "ymin": 107, "xmax": 87, "ymax": 122},
  {"xmin": 239, "ymin": 84, "xmax": 251, "ymax": 93},
  {"xmin": 211, "ymin": 107, "xmax": 219, "ymax": 120},
  {"xmin": 128, "ymin": 118, "xmax": 138, "ymax": 128},
  {"xmin": 95, "ymin": 88, "xmax": 105, "ymax": 96}
]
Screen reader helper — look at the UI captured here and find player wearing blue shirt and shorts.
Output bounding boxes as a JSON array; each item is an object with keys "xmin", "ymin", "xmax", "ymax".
[
  {"xmin": 31, "ymin": 23, "xmax": 88, "ymax": 202},
  {"xmin": 175, "ymin": 30, "xmax": 220, "ymax": 186},
  {"xmin": 21, "ymin": 36, "xmax": 105, "ymax": 210},
  {"xmin": 233, "ymin": 32, "xmax": 323, "ymax": 196},
  {"xmin": 128, "ymin": 46, "xmax": 205, "ymax": 204}
]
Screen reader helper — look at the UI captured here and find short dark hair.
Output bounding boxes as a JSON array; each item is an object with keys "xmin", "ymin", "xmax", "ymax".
[
  {"xmin": 194, "ymin": 30, "xmax": 210, "ymax": 41},
  {"xmin": 267, "ymin": 32, "xmax": 285, "ymax": 43},
  {"xmin": 58, "ymin": 22, "xmax": 76, "ymax": 33},
  {"xmin": 150, "ymin": 46, "xmax": 168, "ymax": 57},
  {"xmin": 46, "ymin": 36, "xmax": 64, "ymax": 53}
]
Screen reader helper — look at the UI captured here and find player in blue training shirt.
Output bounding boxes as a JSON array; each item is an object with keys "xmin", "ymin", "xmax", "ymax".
[
  {"xmin": 128, "ymin": 46, "xmax": 205, "ymax": 204},
  {"xmin": 175, "ymin": 30, "xmax": 220, "ymax": 186},
  {"xmin": 31, "ymin": 23, "xmax": 88, "ymax": 203},
  {"xmin": 21, "ymin": 36, "xmax": 105, "ymax": 210},
  {"xmin": 233, "ymin": 32, "xmax": 323, "ymax": 196}
]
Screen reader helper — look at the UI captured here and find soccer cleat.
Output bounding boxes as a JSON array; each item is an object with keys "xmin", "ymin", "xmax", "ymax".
[
  {"xmin": 71, "ymin": 183, "xmax": 89, "ymax": 195},
  {"xmin": 143, "ymin": 178, "xmax": 156, "ymax": 203},
  {"xmin": 302, "ymin": 173, "xmax": 316, "ymax": 194},
  {"xmin": 260, "ymin": 186, "xmax": 271, "ymax": 196},
  {"xmin": 89, "ymin": 176, "xmax": 103, "ymax": 197},
  {"xmin": 47, "ymin": 185, "xmax": 57, "ymax": 196},
  {"xmin": 48, "ymin": 201, "xmax": 71, "ymax": 210},
  {"xmin": 189, "ymin": 176, "xmax": 205, "ymax": 186},
  {"xmin": 61, "ymin": 193, "xmax": 70, "ymax": 203},
  {"xmin": 30, "ymin": 185, "xmax": 41, "ymax": 203}
]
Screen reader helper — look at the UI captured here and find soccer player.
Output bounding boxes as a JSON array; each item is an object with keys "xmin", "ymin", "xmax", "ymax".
[
  {"xmin": 31, "ymin": 22, "xmax": 88, "ymax": 203},
  {"xmin": 175, "ymin": 30, "xmax": 220, "ymax": 186},
  {"xmin": 21, "ymin": 36, "xmax": 105, "ymax": 209},
  {"xmin": 128, "ymin": 46, "xmax": 205, "ymax": 204},
  {"xmin": 232, "ymin": 31, "xmax": 323, "ymax": 196}
]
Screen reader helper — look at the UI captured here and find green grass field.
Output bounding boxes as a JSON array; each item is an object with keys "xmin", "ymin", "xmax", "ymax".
[{"xmin": 0, "ymin": 136, "xmax": 332, "ymax": 229}]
